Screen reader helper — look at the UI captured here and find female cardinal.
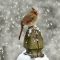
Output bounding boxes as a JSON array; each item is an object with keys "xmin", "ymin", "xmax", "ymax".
[{"xmin": 19, "ymin": 8, "xmax": 38, "ymax": 40}]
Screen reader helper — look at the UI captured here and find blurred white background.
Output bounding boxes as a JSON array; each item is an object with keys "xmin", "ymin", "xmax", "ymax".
[{"xmin": 0, "ymin": 0, "xmax": 60, "ymax": 60}]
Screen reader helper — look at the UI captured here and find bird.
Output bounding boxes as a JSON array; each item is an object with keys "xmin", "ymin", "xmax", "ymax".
[{"xmin": 19, "ymin": 8, "xmax": 38, "ymax": 40}]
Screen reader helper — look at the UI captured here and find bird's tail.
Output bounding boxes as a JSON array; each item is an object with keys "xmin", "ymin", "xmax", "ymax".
[{"xmin": 19, "ymin": 22, "xmax": 24, "ymax": 40}]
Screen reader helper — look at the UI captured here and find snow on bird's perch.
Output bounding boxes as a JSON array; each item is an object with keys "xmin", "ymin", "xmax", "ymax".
[{"xmin": 17, "ymin": 50, "xmax": 49, "ymax": 60}]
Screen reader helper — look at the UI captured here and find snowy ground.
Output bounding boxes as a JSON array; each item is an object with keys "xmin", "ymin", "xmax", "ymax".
[{"xmin": 0, "ymin": 0, "xmax": 60, "ymax": 60}]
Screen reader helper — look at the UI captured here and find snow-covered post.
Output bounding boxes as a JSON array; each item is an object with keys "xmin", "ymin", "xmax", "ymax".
[{"xmin": 17, "ymin": 25, "xmax": 50, "ymax": 60}]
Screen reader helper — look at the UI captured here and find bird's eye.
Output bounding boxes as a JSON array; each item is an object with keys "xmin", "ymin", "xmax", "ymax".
[
  {"xmin": 34, "ymin": 11, "xmax": 37, "ymax": 15},
  {"xmin": 31, "ymin": 17, "xmax": 34, "ymax": 20},
  {"xmin": 32, "ymin": 17, "xmax": 34, "ymax": 19}
]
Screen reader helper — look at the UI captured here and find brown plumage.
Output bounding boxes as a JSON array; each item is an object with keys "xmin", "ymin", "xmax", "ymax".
[{"xmin": 19, "ymin": 8, "xmax": 38, "ymax": 40}]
